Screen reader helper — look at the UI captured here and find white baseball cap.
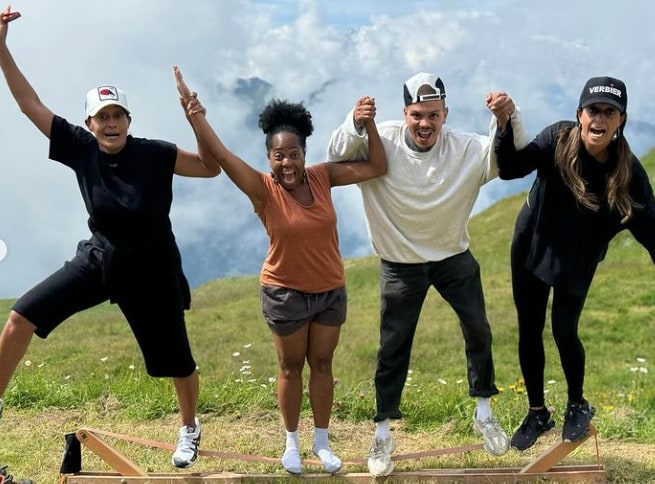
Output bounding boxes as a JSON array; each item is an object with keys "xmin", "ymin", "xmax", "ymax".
[
  {"xmin": 85, "ymin": 85, "xmax": 130, "ymax": 118},
  {"xmin": 403, "ymin": 73, "xmax": 446, "ymax": 106}
]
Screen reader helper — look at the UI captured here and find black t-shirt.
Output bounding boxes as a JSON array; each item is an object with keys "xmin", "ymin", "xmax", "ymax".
[
  {"xmin": 49, "ymin": 115, "xmax": 190, "ymax": 306},
  {"xmin": 496, "ymin": 120, "xmax": 655, "ymax": 295},
  {"xmin": 49, "ymin": 115, "xmax": 177, "ymax": 246}
]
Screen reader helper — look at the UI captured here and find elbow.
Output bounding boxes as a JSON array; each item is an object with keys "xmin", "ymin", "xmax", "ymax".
[
  {"xmin": 497, "ymin": 167, "xmax": 523, "ymax": 181},
  {"xmin": 199, "ymin": 156, "xmax": 222, "ymax": 177},
  {"xmin": 497, "ymin": 170, "xmax": 514, "ymax": 181},
  {"xmin": 497, "ymin": 171, "xmax": 511, "ymax": 180},
  {"xmin": 207, "ymin": 165, "xmax": 222, "ymax": 177}
]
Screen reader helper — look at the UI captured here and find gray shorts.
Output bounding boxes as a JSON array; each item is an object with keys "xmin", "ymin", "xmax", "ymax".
[{"xmin": 260, "ymin": 285, "xmax": 347, "ymax": 336}]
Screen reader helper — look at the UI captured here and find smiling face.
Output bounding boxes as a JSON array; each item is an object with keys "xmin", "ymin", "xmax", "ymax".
[
  {"xmin": 85, "ymin": 105, "xmax": 131, "ymax": 154},
  {"xmin": 577, "ymin": 103, "xmax": 626, "ymax": 160},
  {"xmin": 268, "ymin": 131, "xmax": 306, "ymax": 190},
  {"xmin": 403, "ymin": 100, "xmax": 448, "ymax": 150}
]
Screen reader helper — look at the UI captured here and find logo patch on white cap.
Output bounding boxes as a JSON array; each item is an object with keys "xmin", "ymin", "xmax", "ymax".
[{"xmin": 97, "ymin": 86, "xmax": 119, "ymax": 101}]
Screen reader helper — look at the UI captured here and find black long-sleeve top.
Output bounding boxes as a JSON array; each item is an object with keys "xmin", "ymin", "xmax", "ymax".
[{"xmin": 495, "ymin": 120, "xmax": 655, "ymax": 295}]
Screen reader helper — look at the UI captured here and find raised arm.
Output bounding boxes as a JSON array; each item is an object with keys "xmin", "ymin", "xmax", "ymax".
[
  {"xmin": 486, "ymin": 90, "xmax": 529, "ymax": 147},
  {"xmin": 0, "ymin": 7, "xmax": 54, "ymax": 137},
  {"xmin": 174, "ymin": 66, "xmax": 265, "ymax": 205},
  {"xmin": 172, "ymin": 68, "xmax": 221, "ymax": 178},
  {"xmin": 326, "ymin": 98, "xmax": 371, "ymax": 162},
  {"xmin": 326, "ymin": 96, "xmax": 387, "ymax": 186},
  {"xmin": 484, "ymin": 90, "xmax": 530, "ymax": 181}
]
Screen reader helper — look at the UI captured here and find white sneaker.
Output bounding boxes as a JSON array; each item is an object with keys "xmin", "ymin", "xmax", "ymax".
[
  {"xmin": 172, "ymin": 417, "xmax": 201, "ymax": 468},
  {"xmin": 367, "ymin": 437, "xmax": 396, "ymax": 477},
  {"xmin": 473, "ymin": 412, "xmax": 509, "ymax": 456}
]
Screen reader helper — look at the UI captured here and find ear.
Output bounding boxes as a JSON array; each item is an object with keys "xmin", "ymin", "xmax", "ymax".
[{"xmin": 84, "ymin": 117, "xmax": 91, "ymax": 129}]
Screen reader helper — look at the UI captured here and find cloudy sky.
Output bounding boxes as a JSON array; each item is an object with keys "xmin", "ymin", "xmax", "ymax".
[{"xmin": 1, "ymin": 0, "xmax": 654, "ymax": 299}]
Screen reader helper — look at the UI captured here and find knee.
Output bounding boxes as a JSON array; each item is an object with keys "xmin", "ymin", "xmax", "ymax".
[
  {"xmin": 278, "ymin": 359, "xmax": 305, "ymax": 380},
  {"xmin": 307, "ymin": 355, "xmax": 334, "ymax": 375},
  {"xmin": 5, "ymin": 311, "xmax": 37, "ymax": 336},
  {"xmin": 552, "ymin": 327, "xmax": 580, "ymax": 348}
]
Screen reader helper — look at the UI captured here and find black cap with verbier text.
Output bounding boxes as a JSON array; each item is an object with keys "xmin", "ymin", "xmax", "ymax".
[{"xmin": 578, "ymin": 76, "xmax": 627, "ymax": 113}]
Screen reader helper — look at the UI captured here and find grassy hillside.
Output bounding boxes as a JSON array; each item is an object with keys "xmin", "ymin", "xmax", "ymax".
[{"xmin": 0, "ymin": 150, "xmax": 654, "ymax": 482}]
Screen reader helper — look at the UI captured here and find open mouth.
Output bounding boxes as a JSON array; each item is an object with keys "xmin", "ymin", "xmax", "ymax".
[
  {"xmin": 589, "ymin": 127, "xmax": 606, "ymax": 138},
  {"xmin": 416, "ymin": 129, "xmax": 433, "ymax": 143},
  {"xmin": 280, "ymin": 169, "xmax": 296, "ymax": 183}
]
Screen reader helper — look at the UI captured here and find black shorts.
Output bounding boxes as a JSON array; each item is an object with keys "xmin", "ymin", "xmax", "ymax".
[
  {"xmin": 12, "ymin": 240, "xmax": 196, "ymax": 378},
  {"xmin": 260, "ymin": 285, "xmax": 347, "ymax": 336}
]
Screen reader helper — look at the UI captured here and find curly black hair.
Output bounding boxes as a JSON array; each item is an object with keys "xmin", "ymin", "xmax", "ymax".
[{"xmin": 258, "ymin": 98, "xmax": 314, "ymax": 151}]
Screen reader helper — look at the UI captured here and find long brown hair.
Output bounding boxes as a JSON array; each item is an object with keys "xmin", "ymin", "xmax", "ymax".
[{"xmin": 554, "ymin": 117, "xmax": 637, "ymax": 223}]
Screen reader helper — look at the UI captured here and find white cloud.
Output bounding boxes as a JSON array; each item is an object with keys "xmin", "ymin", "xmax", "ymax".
[{"xmin": 2, "ymin": 0, "xmax": 655, "ymax": 298}]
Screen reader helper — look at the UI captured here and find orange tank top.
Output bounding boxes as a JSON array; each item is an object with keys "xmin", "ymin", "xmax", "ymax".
[{"xmin": 256, "ymin": 164, "xmax": 345, "ymax": 293}]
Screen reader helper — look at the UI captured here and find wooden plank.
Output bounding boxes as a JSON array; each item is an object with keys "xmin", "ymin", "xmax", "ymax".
[
  {"xmin": 62, "ymin": 466, "xmax": 606, "ymax": 483},
  {"xmin": 519, "ymin": 423, "xmax": 597, "ymax": 474},
  {"xmin": 75, "ymin": 429, "xmax": 147, "ymax": 476}
]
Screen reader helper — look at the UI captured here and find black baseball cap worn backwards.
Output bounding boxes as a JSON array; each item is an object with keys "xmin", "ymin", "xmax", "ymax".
[
  {"xmin": 578, "ymin": 76, "xmax": 627, "ymax": 113},
  {"xmin": 403, "ymin": 73, "xmax": 446, "ymax": 106}
]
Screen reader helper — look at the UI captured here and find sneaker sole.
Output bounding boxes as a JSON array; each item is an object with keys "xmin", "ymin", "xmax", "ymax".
[{"xmin": 562, "ymin": 425, "xmax": 593, "ymax": 442}]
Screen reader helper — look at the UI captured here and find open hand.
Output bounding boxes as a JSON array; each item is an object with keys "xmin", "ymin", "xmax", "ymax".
[
  {"xmin": 174, "ymin": 65, "xmax": 205, "ymax": 117},
  {"xmin": 1, "ymin": 6, "xmax": 21, "ymax": 44},
  {"xmin": 1, "ymin": 5, "xmax": 20, "ymax": 24}
]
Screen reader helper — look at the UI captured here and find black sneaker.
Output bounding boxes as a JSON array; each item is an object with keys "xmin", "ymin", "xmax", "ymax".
[
  {"xmin": 510, "ymin": 408, "xmax": 555, "ymax": 451},
  {"xmin": 562, "ymin": 399, "xmax": 595, "ymax": 442}
]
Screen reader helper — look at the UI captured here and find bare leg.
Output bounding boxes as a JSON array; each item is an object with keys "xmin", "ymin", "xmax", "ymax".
[
  {"xmin": 306, "ymin": 323, "xmax": 340, "ymax": 428},
  {"xmin": 0, "ymin": 311, "xmax": 36, "ymax": 397},
  {"xmin": 272, "ymin": 325, "xmax": 309, "ymax": 432},
  {"xmin": 272, "ymin": 326, "xmax": 309, "ymax": 474},
  {"xmin": 307, "ymin": 323, "xmax": 342, "ymax": 473},
  {"xmin": 173, "ymin": 370, "xmax": 199, "ymax": 427}
]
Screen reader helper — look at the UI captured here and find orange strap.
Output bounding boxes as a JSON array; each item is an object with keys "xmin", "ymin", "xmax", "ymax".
[{"xmin": 81, "ymin": 427, "xmax": 483, "ymax": 466}]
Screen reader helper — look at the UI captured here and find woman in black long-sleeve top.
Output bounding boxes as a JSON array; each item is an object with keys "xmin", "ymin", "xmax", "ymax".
[{"xmin": 494, "ymin": 76, "xmax": 655, "ymax": 451}]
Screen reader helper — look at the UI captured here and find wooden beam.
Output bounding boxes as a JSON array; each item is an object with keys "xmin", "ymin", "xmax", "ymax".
[
  {"xmin": 62, "ymin": 466, "xmax": 606, "ymax": 483},
  {"xmin": 519, "ymin": 424, "xmax": 598, "ymax": 474},
  {"xmin": 75, "ymin": 429, "xmax": 147, "ymax": 476}
]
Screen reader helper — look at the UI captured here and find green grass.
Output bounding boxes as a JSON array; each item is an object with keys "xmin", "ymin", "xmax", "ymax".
[{"xmin": 1, "ymin": 150, "xmax": 655, "ymax": 482}]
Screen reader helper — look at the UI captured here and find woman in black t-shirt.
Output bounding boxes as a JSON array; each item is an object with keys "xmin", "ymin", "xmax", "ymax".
[
  {"xmin": 0, "ymin": 7, "xmax": 221, "ymax": 469},
  {"xmin": 495, "ymin": 75, "xmax": 655, "ymax": 451}
]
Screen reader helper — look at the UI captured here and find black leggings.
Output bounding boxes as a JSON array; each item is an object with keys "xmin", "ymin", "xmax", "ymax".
[{"xmin": 511, "ymin": 250, "xmax": 588, "ymax": 408}]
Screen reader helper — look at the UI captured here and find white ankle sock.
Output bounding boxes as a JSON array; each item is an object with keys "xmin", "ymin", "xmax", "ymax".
[
  {"xmin": 281, "ymin": 430, "xmax": 301, "ymax": 474},
  {"xmin": 313, "ymin": 427, "xmax": 329, "ymax": 449},
  {"xmin": 374, "ymin": 419, "xmax": 391, "ymax": 440},
  {"xmin": 476, "ymin": 397, "xmax": 492, "ymax": 421},
  {"xmin": 312, "ymin": 427, "xmax": 342, "ymax": 474}
]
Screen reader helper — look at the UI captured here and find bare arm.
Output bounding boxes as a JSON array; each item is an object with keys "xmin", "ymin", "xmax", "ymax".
[
  {"xmin": 0, "ymin": 7, "xmax": 54, "ymax": 137},
  {"xmin": 326, "ymin": 96, "xmax": 387, "ymax": 186},
  {"xmin": 172, "ymin": 71, "xmax": 221, "ymax": 178},
  {"xmin": 174, "ymin": 66, "xmax": 265, "ymax": 206}
]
